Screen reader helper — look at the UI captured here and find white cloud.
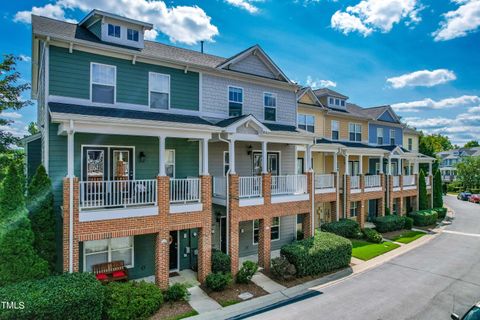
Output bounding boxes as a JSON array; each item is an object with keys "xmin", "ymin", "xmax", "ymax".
[
  {"xmin": 19, "ymin": 55, "xmax": 31, "ymax": 62},
  {"xmin": 331, "ymin": 0, "xmax": 423, "ymax": 36},
  {"xmin": 468, "ymin": 106, "xmax": 480, "ymax": 113},
  {"xmin": 306, "ymin": 76, "xmax": 337, "ymax": 89},
  {"xmin": 224, "ymin": 0, "xmax": 262, "ymax": 13},
  {"xmin": 386, "ymin": 69, "xmax": 456, "ymax": 89},
  {"xmin": 14, "ymin": 0, "xmax": 219, "ymax": 45},
  {"xmin": 433, "ymin": 0, "xmax": 480, "ymax": 41},
  {"xmin": 1, "ymin": 112, "xmax": 22, "ymax": 119},
  {"xmin": 391, "ymin": 95, "xmax": 480, "ymax": 112}
]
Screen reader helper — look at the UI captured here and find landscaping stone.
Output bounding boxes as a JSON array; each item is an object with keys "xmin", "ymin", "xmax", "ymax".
[{"xmin": 238, "ymin": 292, "xmax": 254, "ymax": 300}]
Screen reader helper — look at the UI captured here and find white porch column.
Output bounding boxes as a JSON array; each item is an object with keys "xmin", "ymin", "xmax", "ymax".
[
  {"xmin": 306, "ymin": 144, "xmax": 312, "ymax": 172},
  {"xmin": 229, "ymin": 139, "xmax": 236, "ymax": 174},
  {"xmin": 261, "ymin": 141, "xmax": 268, "ymax": 174},
  {"xmin": 359, "ymin": 155, "xmax": 363, "ymax": 175},
  {"xmin": 202, "ymin": 138, "xmax": 209, "ymax": 175},
  {"xmin": 387, "ymin": 157, "xmax": 392, "ymax": 175},
  {"xmin": 67, "ymin": 120, "xmax": 74, "ymax": 273},
  {"xmin": 67, "ymin": 128, "xmax": 75, "ymax": 178},
  {"xmin": 345, "ymin": 154, "xmax": 350, "ymax": 175},
  {"xmin": 414, "ymin": 160, "xmax": 419, "ymax": 174},
  {"xmin": 158, "ymin": 136, "xmax": 166, "ymax": 176},
  {"xmin": 333, "ymin": 152, "xmax": 338, "ymax": 172},
  {"xmin": 429, "ymin": 162, "xmax": 433, "ymax": 176},
  {"xmin": 379, "ymin": 156, "xmax": 384, "ymax": 174},
  {"xmin": 398, "ymin": 158, "xmax": 402, "ymax": 175}
]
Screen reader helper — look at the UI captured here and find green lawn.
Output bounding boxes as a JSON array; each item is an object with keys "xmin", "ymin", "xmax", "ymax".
[
  {"xmin": 351, "ymin": 240, "xmax": 400, "ymax": 261},
  {"xmin": 391, "ymin": 231, "xmax": 426, "ymax": 244},
  {"xmin": 219, "ymin": 300, "xmax": 241, "ymax": 307},
  {"xmin": 165, "ymin": 310, "xmax": 199, "ymax": 320}
]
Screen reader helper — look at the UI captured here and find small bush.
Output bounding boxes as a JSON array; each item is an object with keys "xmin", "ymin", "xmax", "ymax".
[
  {"xmin": 104, "ymin": 281, "xmax": 163, "ymax": 320},
  {"xmin": 281, "ymin": 231, "xmax": 352, "ymax": 277},
  {"xmin": 270, "ymin": 256, "xmax": 296, "ymax": 280},
  {"xmin": 434, "ymin": 207, "xmax": 447, "ymax": 220},
  {"xmin": 236, "ymin": 261, "xmax": 258, "ymax": 284},
  {"xmin": 373, "ymin": 215, "xmax": 405, "ymax": 233},
  {"xmin": 211, "ymin": 249, "xmax": 231, "ymax": 274},
  {"xmin": 362, "ymin": 228, "xmax": 382, "ymax": 243},
  {"xmin": 164, "ymin": 283, "xmax": 189, "ymax": 302},
  {"xmin": 206, "ymin": 272, "xmax": 231, "ymax": 292},
  {"xmin": 404, "ymin": 217, "xmax": 414, "ymax": 230},
  {"xmin": 385, "ymin": 207, "xmax": 391, "ymax": 216},
  {"xmin": 320, "ymin": 219, "xmax": 360, "ymax": 238},
  {"xmin": 408, "ymin": 210, "xmax": 438, "ymax": 227},
  {"xmin": 0, "ymin": 273, "xmax": 104, "ymax": 320}
]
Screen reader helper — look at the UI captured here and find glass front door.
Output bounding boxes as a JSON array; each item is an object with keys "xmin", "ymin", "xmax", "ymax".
[
  {"xmin": 83, "ymin": 148, "xmax": 107, "ymax": 181},
  {"xmin": 111, "ymin": 149, "xmax": 133, "ymax": 180},
  {"xmin": 252, "ymin": 152, "xmax": 280, "ymax": 175}
]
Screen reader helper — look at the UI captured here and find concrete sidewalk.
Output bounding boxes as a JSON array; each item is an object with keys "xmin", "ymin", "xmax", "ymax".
[{"xmin": 187, "ymin": 286, "xmax": 222, "ymax": 314}]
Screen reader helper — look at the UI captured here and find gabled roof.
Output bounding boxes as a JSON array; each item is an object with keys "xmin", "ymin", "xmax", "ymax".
[
  {"xmin": 216, "ymin": 45, "xmax": 290, "ymax": 82},
  {"xmin": 360, "ymin": 105, "xmax": 401, "ymax": 123},
  {"xmin": 215, "ymin": 114, "xmax": 270, "ymax": 134},
  {"xmin": 79, "ymin": 9, "xmax": 153, "ymax": 29},
  {"xmin": 316, "ymin": 138, "xmax": 382, "ymax": 150},
  {"xmin": 297, "ymin": 87, "xmax": 324, "ymax": 108},
  {"xmin": 313, "ymin": 88, "xmax": 348, "ymax": 99}
]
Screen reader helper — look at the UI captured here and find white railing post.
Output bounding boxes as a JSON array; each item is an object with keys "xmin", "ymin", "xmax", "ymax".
[
  {"xmin": 271, "ymin": 175, "xmax": 307, "ymax": 196},
  {"xmin": 170, "ymin": 178, "xmax": 201, "ymax": 204}
]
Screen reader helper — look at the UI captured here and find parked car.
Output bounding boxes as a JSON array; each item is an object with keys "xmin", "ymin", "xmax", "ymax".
[
  {"xmin": 469, "ymin": 194, "xmax": 480, "ymax": 204},
  {"xmin": 452, "ymin": 301, "xmax": 480, "ymax": 319},
  {"xmin": 458, "ymin": 192, "xmax": 472, "ymax": 201}
]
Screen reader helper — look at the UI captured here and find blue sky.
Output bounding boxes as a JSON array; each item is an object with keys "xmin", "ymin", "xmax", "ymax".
[{"xmin": 1, "ymin": 0, "xmax": 480, "ymax": 145}]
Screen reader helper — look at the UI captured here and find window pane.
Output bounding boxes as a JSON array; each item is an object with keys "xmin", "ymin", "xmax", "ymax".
[
  {"xmin": 356, "ymin": 133, "xmax": 362, "ymax": 141},
  {"xmin": 332, "ymin": 131, "xmax": 339, "ymax": 140},
  {"xmin": 92, "ymin": 84, "xmax": 114, "ymax": 104},
  {"xmin": 85, "ymin": 252, "xmax": 108, "ymax": 271},
  {"xmin": 166, "ymin": 164, "xmax": 174, "ymax": 178},
  {"xmin": 306, "ymin": 116, "xmax": 314, "ymax": 126},
  {"xmin": 264, "ymin": 93, "xmax": 276, "ymax": 107},
  {"xmin": 332, "ymin": 121, "xmax": 339, "ymax": 130},
  {"xmin": 350, "ymin": 132, "xmax": 355, "ymax": 141},
  {"xmin": 299, "ymin": 124, "xmax": 307, "ymax": 130},
  {"xmin": 265, "ymin": 107, "xmax": 276, "ymax": 121},
  {"xmin": 271, "ymin": 226, "xmax": 279, "ymax": 240},
  {"xmin": 229, "ymin": 102, "xmax": 242, "ymax": 117},
  {"xmin": 92, "ymin": 64, "xmax": 115, "ymax": 85},
  {"xmin": 150, "ymin": 92, "xmax": 169, "ymax": 109},
  {"xmin": 329, "ymin": 97, "xmax": 334, "ymax": 105},
  {"xmin": 229, "ymin": 87, "xmax": 243, "ymax": 103},
  {"xmin": 87, "ymin": 150, "xmax": 104, "ymax": 180},
  {"xmin": 224, "ymin": 152, "xmax": 229, "ymax": 164},
  {"xmin": 166, "ymin": 150, "xmax": 175, "ymax": 164},
  {"xmin": 85, "ymin": 239, "xmax": 108, "ymax": 254},
  {"xmin": 307, "ymin": 125, "xmax": 314, "ymax": 133},
  {"xmin": 150, "ymin": 73, "xmax": 169, "ymax": 93},
  {"xmin": 272, "ymin": 217, "xmax": 280, "ymax": 226},
  {"xmin": 335, "ymin": 99, "xmax": 340, "ymax": 105},
  {"xmin": 341, "ymin": 100, "xmax": 345, "ymax": 107},
  {"xmin": 127, "ymin": 29, "xmax": 139, "ymax": 41},
  {"xmin": 111, "ymin": 248, "xmax": 133, "ymax": 266},
  {"xmin": 108, "ymin": 24, "xmax": 120, "ymax": 38},
  {"xmin": 110, "ymin": 237, "xmax": 132, "ymax": 250}
]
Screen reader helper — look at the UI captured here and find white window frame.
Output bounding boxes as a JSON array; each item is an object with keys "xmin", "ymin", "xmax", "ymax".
[
  {"xmin": 165, "ymin": 149, "xmax": 175, "ymax": 178},
  {"xmin": 127, "ymin": 28, "xmax": 139, "ymax": 42},
  {"xmin": 335, "ymin": 98, "xmax": 340, "ymax": 106},
  {"xmin": 263, "ymin": 92, "xmax": 277, "ymax": 122},
  {"xmin": 90, "ymin": 62, "xmax": 117, "ymax": 104},
  {"xmin": 350, "ymin": 201, "xmax": 359, "ymax": 217},
  {"xmin": 83, "ymin": 236, "xmax": 134, "ymax": 272},
  {"xmin": 253, "ymin": 217, "xmax": 280, "ymax": 245},
  {"xmin": 329, "ymin": 97, "xmax": 334, "ymax": 106},
  {"xmin": 408, "ymin": 138, "xmax": 413, "ymax": 151},
  {"xmin": 297, "ymin": 114, "xmax": 315, "ymax": 133},
  {"xmin": 331, "ymin": 120, "xmax": 339, "ymax": 140},
  {"xmin": 349, "ymin": 123, "xmax": 362, "ymax": 142},
  {"xmin": 340, "ymin": 100, "xmax": 345, "ymax": 107},
  {"xmin": 223, "ymin": 151, "xmax": 230, "ymax": 176},
  {"xmin": 228, "ymin": 86, "xmax": 243, "ymax": 117},
  {"xmin": 148, "ymin": 72, "xmax": 171, "ymax": 110},
  {"xmin": 107, "ymin": 24, "xmax": 121, "ymax": 38},
  {"xmin": 390, "ymin": 129, "xmax": 396, "ymax": 145},
  {"xmin": 377, "ymin": 128, "xmax": 384, "ymax": 145}
]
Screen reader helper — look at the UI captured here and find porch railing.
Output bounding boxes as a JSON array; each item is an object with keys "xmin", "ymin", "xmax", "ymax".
[
  {"xmin": 350, "ymin": 176, "xmax": 360, "ymax": 189},
  {"xmin": 403, "ymin": 175, "xmax": 416, "ymax": 186},
  {"xmin": 393, "ymin": 176, "xmax": 400, "ymax": 188},
  {"xmin": 239, "ymin": 176, "xmax": 262, "ymax": 198},
  {"xmin": 212, "ymin": 176, "xmax": 227, "ymax": 198},
  {"xmin": 170, "ymin": 178, "xmax": 201, "ymax": 204},
  {"xmin": 79, "ymin": 179, "xmax": 157, "ymax": 209},
  {"xmin": 365, "ymin": 175, "xmax": 381, "ymax": 188},
  {"xmin": 315, "ymin": 174, "xmax": 335, "ymax": 189},
  {"xmin": 271, "ymin": 175, "xmax": 307, "ymax": 196}
]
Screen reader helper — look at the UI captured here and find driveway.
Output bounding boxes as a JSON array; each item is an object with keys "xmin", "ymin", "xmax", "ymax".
[{"xmin": 253, "ymin": 195, "xmax": 480, "ymax": 320}]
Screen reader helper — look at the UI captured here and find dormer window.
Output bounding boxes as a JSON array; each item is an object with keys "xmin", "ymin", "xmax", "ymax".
[
  {"xmin": 329, "ymin": 97, "xmax": 334, "ymax": 105},
  {"xmin": 127, "ymin": 29, "xmax": 139, "ymax": 42},
  {"xmin": 335, "ymin": 99, "xmax": 340, "ymax": 106},
  {"xmin": 108, "ymin": 24, "xmax": 121, "ymax": 38},
  {"xmin": 341, "ymin": 100, "xmax": 345, "ymax": 107}
]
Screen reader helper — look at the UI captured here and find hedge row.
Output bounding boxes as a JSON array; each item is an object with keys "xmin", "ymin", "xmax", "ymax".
[
  {"xmin": 373, "ymin": 215, "xmax": 405, "ymax": 233},
  {"xmin": 408, "ymin": 210, "xmax": 438, "ymax": 227},
  {"xmin": 281, "ymin": 231, "xmax": 352, "ymax": 277},
  {"xmin": 362, "ymin": 228, "xmax": 382, "ymax": 243},
  {"xmin": 0, "ymin": 273, "xmax": 104, "ymax": 320},
  {"xmin": 320, "ymin": 219, "xmax": 361, "ymax": 238},
  {"xmin": 434, "ymin": 207, "xmax": 447, "ymax": 220}
]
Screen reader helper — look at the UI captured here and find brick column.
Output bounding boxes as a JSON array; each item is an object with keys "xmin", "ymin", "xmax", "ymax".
[
  {"xmin": 399, "ymin": 174, "xmax": 404, "ymax": 191},
  {"xmin": 377, "ymin": 196, "xmax": 385, "ymax": 217},
  {"xmin": 330, "ymin": 201, "xmax": 337, "ymax": 223},
  {"xmin": 359, "ymin": 174, "xmax": 365, "ymax": 192},
  {"xmin": 399, "ymin": 197, "xmax": 404, "ymax": 216},
  {"xmin": 388, "ymin": 175, "xmax": 394, "ymax": 210},
  {"xmin": 257, "ymin": 217, "xmax": 271, "ymax": 271},
  {"xmin": 262, "ymin": 173, "xmax": 272, "ymax": 204},
  {"xmin": 357, "ymin": 200, "xmax": 365, "ymax": 229},
  {"xmin": 197, "ymin": 175, "xmax": 212, "ymax": 283},
  {"xmin": 228, "ymin": 174, "xmax": 240, "ymax": 276},
  {"xmin": 62, "ymin": 177, "xmax": 80, "ymax": 273},
  {"xmin": 344, "ymin": 175, "xmax": 351, "ymax": 219},
  {"xmin": 304, "ymin": 171, "xmax": 314, "ymax": 238},
  {"xmin": 155, "ymin": 176, "xmax": 170, "ymax": 289}
]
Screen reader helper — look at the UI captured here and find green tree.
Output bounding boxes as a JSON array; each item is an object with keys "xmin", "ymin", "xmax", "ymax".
[
  {"xmin": 418, "ymin": 170, "xmax": 428, "ymax": 210},
  {"xmin": 0, "ymin": 162, "xmax": 25, "ymax": 221},
  {"xmin": 27, "ymin": 122, "xmax": 39, "ymax": 135},
  {"xmin": 456, "ymin": 156, "xmax": 480, "ymax": 191},
  {"xmin": 419, "ymin": 133, "xmax": 453, "ymax": 158},
  {"xmin": 463, "ymin": 140, "xmax": 479, "ymax": 148},
  {"xmin": 433, "ymin": 169, "xmax": 443, "ymax": 208},
  {"xmin": 27, "ymin": 165, "xmax": 56, "ymax": 271}
]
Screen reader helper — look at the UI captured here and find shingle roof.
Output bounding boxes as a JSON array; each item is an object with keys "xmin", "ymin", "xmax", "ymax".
[
  {"xmin": 32, "ymin": 15, "xmax": 226, "ymax": 68},
  {"xmin": 316, "ymin": 138, "xmax": 381, "ymax": 149},
  {"xmin": 313, "ymin": 88, "xmax": 348, "ymax": 99},
  {"xmin": 214, "ymin": 115, "xmax": 250, "ymax": 127},
  {"xmin": 263, "ymin": 122, "xmax": 298, "ymax": 132},
  {"xmin": 49, "ymin": 102, "xmax": 214, "ymax": 126},
  {"xmin": 358, "ymin": 106, "xmax": 390, "ymax": 119}
]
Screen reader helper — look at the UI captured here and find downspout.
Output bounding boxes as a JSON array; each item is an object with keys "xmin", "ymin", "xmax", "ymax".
[
  {"xmin": 218, "ymin": 134, "xmax": 230, "ymax": 255},
  {"xmin": 335, "ymin": 149, "xmax": 340, "ymax": 221},
  {"xmin": 308, "ymin": 144, "xmax": 315, "ymax": 236},
  {"xmin": 68, "ymin": 119, "xmax": 74, "ymax": 273}
]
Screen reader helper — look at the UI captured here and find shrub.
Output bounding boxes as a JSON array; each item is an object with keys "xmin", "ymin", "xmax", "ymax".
[
  {"xmin": 418, "ymin": 170, "xmax": 429, "ymax": 210},
  {"xmin": 104, "ymin": 281, "xmax": 163, "ymax": 320},
  {"xmin": 206, "ymin": 272, "xmax": 231, "ymax": 291},
  {"xmin": 320, "ymin": 219, "xmax": 360, "ymax": 238},
  {"xmin": 211, "ymin": 249, "xmax": 231, "ymax": 274},
  {"xmin": 362, "ymin": 228, "xmax": 382, "ymax": 243},
  {"xmin": 433, "ymin": 170, "xmax": 444, "ymax": 208},
  {"xmin": 236, "ymin": 261, "xmax": 258, "ymax": 284},
  {"xmin": 434, "ymin": 207, "xmax": 447, "ymax": 220},
  {"xmin": 0, "ymin": 163, "xmax": 24, "ymax": 221},
  {"xmin": 164, "ymin": 283, "xmax": 189, "ymax": 302},
  {"xmin": 270, "ymin": 256, "xmax": 296, "ymax": 280},
  {"xmin": 281, "ymin": 231, "xmax": 352, "ymax": 277},
  {"xmin": 404, "ymin": 217, "xmax": 414, "ymax": 230},
  {"xmin": 0, "ymin": 273, "xmax": 104, "ymax": 320},
  {"xmin": 408, "ymin": 210, "xmax": 438, "ymax": 227},
  {"xmin": 373, "ymin": 215, "xmax": 405, "ymax": 233},
  {"xmin": 385, "ymin": 207, "xmax": 391, "ymax": 216}
]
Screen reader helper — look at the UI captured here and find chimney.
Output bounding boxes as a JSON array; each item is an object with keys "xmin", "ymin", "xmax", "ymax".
[{"xmin": 200, "ymin": 41, "xmax": 204, "ymax": 54}]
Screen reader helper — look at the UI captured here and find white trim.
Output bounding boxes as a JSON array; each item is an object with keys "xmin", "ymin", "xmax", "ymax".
[
  {"xmin": 263, "ymin": 92, "xmax": 277, "ymax": 122},
  {"xmin": 331, "ymin": 120, "xmax": 339, "ymax": 140},
  {"xmin": 228, "ymin": 85, "xmax": 244, "ymax": 117},
  {"xmin": 252, "ymin": 216, "xmax": 280, "ymax": 245},
  {"xmin": 44, "ymin": 44, "xmax": 50, "ymax": 173},
  {"xmin": 80, "ymin": 145, "xmax": 135, "ymax": 182},
  {"xmin": 82, "ymin": 236, "xmax": 135, "ymax": 272},
  {"xmin": 364, "ymin": 186, "xmax": 382, "ymax": 192},
  {"xmin": 252, "ymin": 150, "xmax": 281, "ymax": 175},
  {"xmin": 148, "ymin": 72, "xmax": 170, "ymax": 110},
  {"xmin": 90, "ymin": 62, "xmax": 116, "ymax": 104},
  {"xmin": 271, "ymin": 193, "xmax": 309, "ymax": 203},
  {"xmin": 389, "ymin": 129, "xmax": 396, "ymax": 145},
  {"xmin": 297, "ymin": 113, "xmax": 315, "ymax": 133},
  {"xmin": 199, "ymin": 72, "xmax": 203, "ymax": 112},
  {"xmin": 223, "ymin": 151, "xmax": 230, "ymax": 177},
  {"xmin": 239, "ymin": 197, "xmax": 264, "ymax": 207},
  {"xmin": 80, "ymin": 206, "xmax": 158, "ymax": 222},
  {"xmin": 165, "ymin": 149, "xmax": 175, "ymax": 178},
  {"xmin": 222, "ymin": 114, "xmax": 271, "ymax": 134},
  {"xmin": 315, "ymin": 187, "xmax": 336, "ymax": 194},
  {"xmin": 79, "ymin": 9, "xmax": 153, "ymax": 29},
  {"xmin": 348, "ymin": 122, "xmax": 362, "ymax": 142},
  {"xmin": 170, "ymin": 203, "xmax": 203, "ymax": 213}
]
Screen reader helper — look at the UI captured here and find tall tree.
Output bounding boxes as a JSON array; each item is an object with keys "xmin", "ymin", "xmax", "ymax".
[
  {"xmin": 0, "ymin": 162, "xmax": 24, "ymax": 221},
  {"xmin": 419, "ymin": 133, "xmax": 453, "ymax": 158},
  {"xmin": 27, "ymin": 122, "xmax": 39, "ymax": 135},
  {"xmin": 418, "ymin": 170, "xmax": 429, "ymax": 210},
  {"xmin": 433, "ymin": 170, "xmax": 443, "ymax": 208},
  {"xmin": 456, "ymin": 156, "xmax": 480, "ymax": 191},
  {"xmin": 463, "ymin": 140, "xmax": 479, "ymax": 148}
]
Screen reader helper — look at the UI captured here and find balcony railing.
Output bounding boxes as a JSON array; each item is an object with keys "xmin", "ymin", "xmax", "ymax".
[
  {"xmin": 315, "ymin": 174, "xmax": 335, "ymax": 189},
  {"xmin": 170, "ymin": 178, "xmax": 200, "ymax": 204},
  {"xmin": 393, "ymin": 176, "xmax": 400, "ymax": 188},
  {"xmin": 79, "ymin": 179, "xmax": 157, "ymax": 209},
  {"xmin": 403, "ymin": 175, "xmax": 416, "ymax": 186},
  {"xmin": 239, "ymin": 176, "xmax": 262, "ymax": 198},
  {"xmin": 350, "ymin": 176, "xmax": 360, "ymax": 189},
  {"xmin": 365, "ymin": 175, "xmax": 381, "ymax": 188},
  {"xmin": 212, "ymin": 176, "xmax": 227, "ymax": 198},
  {"xmin": 271, "ymin": 175, "xmax": 307, "ymax": 196}
]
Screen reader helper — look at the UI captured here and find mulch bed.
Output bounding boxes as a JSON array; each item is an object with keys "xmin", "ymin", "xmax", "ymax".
[
  {"xmin": 150, "ymin": 300, "xmax": 197, "ymax": 320},
  {"xmin": 381, "ymin": 229, "xmax": 418, "ymax": 240},
  {"xmin": 201, "ymin": 282, "xmax": 268, "ymax": 306},
  {"xmin": 261, "ymin": 268, "xmax": 347, "ymax": 288}
]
